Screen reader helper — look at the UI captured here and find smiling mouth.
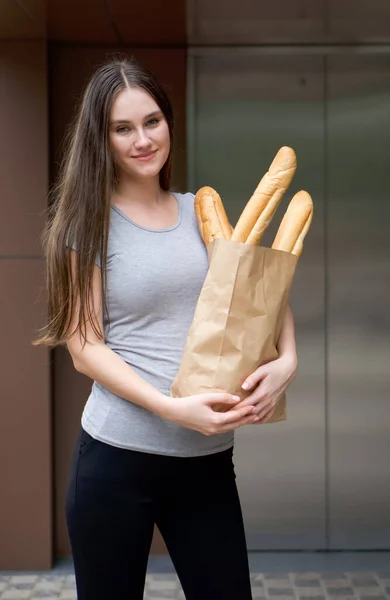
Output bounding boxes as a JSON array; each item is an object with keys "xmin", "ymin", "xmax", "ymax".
[{"xmin": 132, "ymin": 150, "xmax": 157, "ymax": 160}]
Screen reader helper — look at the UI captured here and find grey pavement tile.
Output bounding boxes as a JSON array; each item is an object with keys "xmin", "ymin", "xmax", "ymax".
[
  {"xmin": 61, "ymin": 581, "xmax": 76, "ymax": 590},
  {"xmin": 147, "ymin": 574, "xmax": 178, "ymax": 581},
  {"xmin": 33, "ymin": 583, "xmax": 63, "ymax": 594},
  {"xmin": 62, "ymin": 576, "xmax": 75, "ymax": 589},
  {"xmin": 31, "ymin": 591, "xmax": 63, "ymax": 598},
  {"xmin": 326, "ymin": 587, "xmax": 356, "ymax": 595},
  {"xmin": 251, "ymin": 585, "xmax": 266, "ymax": 596},
  {"xmin": 358, "ymin": 597, "xmax": 387, "ymax": 600},
  {"xmin": 147, "ymin": 578, "xmax": 179, "ymax": 591},
  {"xmin": 267, "ymin": 587, "xmax": 296, "ymax": 596},
  {"xmin": 296, "ymin": 588, "xmax": 324, "ymax": 597},
  {"xmin": 264, "ymin": 574, "xmax": 292, "ymax": 581},
  {"xmin": 1, "ymin": 591, "xmax": 31, "ymax": 599},
  {"xmin": 30, "ymin": 597, "xmax": 60, "ymax": 600},
  {"xmin": 5, "ymin": 587, "xmax": 31, "ymax": 592},
  {"xmin": 266, "ymin": 580, "xmax": 295, "ymax": 588},
  {"xmin": 144, "ymin": 597, "xmax": 179, "ymax": 600},
  {"xmin": 295, "ymin": 580, "xmax": 322, "ymax": 587},
  {"xmin": 350, "ymin": 576, "xmax": 379, "ymax": 583},
  {"xmin": 352, "ymin": 582, "xmax": 381, "ymax": 589},
  {"xmin": 354, "ymin": 588, "xmax": 383, "ymax": 595},
  {"xmin": 298, "ymin": 596, "xmax": 325, "ymax": 600},
  {"xmin": 59, "ymin": 591, "xmax": 77, "ymax": 599},
  {"xmin": 144, "ymin": 592, "xmax": 178, "ymax": 599},
  {"xmin": 9, "ymin": 577, "xmax": 38, "ymax": 585},
  {"xmin": 267, "ymin": 596, "xmax": 297, "ymax": 600}
]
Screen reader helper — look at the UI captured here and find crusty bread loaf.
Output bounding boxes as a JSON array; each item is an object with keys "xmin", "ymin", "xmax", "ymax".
[
  {"xmin": 271, "ymin": 190, "xmax": 313, "ymax": 257},
  {"xmin": 231, "ymin": 146, "xmax": 297, "ymax": 245},
  {"xmin": 195, "ymin": 186, "xmax": 232, "ymax": 246}
]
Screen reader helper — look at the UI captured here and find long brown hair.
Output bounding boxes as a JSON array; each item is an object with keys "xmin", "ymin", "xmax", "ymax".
[{"xmin": 34, "ymin": 56, "xmax": 174, "ymax": 347}]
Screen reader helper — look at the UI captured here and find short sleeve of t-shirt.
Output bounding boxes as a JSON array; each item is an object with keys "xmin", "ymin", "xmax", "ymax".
[{"xmin": 65, "ymin": 233, "xmax": 102, "ymax": 267}]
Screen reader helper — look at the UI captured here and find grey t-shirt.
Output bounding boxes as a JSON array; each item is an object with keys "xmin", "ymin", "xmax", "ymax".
[{"xmin": 78, "ymin": 192, "xmax": 234, "ymax": 457}]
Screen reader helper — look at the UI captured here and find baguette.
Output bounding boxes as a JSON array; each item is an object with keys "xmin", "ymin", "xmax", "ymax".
[
  {"xmin": 195, "ymin": 186, "xmax": 232, "ymax": 246},
  {"xmin": 271, "ymin": 190, "xmax": 313, "ymax": 257},
  {"xmin": 231, "ymin": 146, "xmax": 297, "ymax": 245}
]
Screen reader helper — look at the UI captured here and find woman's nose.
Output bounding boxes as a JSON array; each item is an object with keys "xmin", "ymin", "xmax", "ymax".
[{"xmin": 134, "ymin": 128, "xmax": 151, "ymax": 148}]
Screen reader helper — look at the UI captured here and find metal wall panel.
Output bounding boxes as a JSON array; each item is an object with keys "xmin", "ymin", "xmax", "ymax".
[
  {"xmin": 187, "ymin": 1, "xmax": 324, "ymax": 45},
  {"xmin": 187, "ymin": 0, "xmax": 390, "ymax": 45},
  {"xmin": 327, "ymin": 53, "xmax": 390, "ymax": 548},
  {"xmin": 188, "ymin": 51, "xmax": 327, "ymax": 549},
  {"xmin": 327, "ymin": 0, "xmax": 390, "ymax": 42}
]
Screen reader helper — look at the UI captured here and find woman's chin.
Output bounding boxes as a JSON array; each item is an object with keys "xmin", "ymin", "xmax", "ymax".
[{"xmin": 128, "ymin": 160, "xmax": 164, "ymax": 178}]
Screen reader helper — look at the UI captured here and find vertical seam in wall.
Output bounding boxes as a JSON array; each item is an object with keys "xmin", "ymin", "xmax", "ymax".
[
  {"xmin": 47, "ymin": 45, "xmax": 56, "ymax": 561},
  {"xmin": 186, "ymin": 0, "xmax": 197, "ymax": 41},
  {"xmin": 186, "ymin": 53, "xmax": 197, "ymax": 192},
  {"xmin": 323, "ymin": 53, "xmax": 330, "ymax": 551},
  {"xmin": 323, "ymin": 0, "xmax": 330, "ymax": 38},
  {"xmin": 12, "ymin": 0, "xmax": 45, "ymax": 37},
  {"xmin": 12, "ymin": 0, "xmax": 33, "ymax": 20},
  {"xmin": 101, "ymin": 0, "xmax": 123, "ymax": 46}
]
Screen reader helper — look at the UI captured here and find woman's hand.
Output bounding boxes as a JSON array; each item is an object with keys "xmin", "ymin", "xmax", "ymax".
[
  {"xmin": 234, "ymin": 355, "xmax": 298, "ymax": 424},
  {"xmin": 163, "ymin": 393, "xmax": 260, "ymax": 436}
]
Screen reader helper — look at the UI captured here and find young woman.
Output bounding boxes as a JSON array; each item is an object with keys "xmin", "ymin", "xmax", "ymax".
[{"xmin": 36, "ymin": 57, "xmax": 298, "ymax": 600}]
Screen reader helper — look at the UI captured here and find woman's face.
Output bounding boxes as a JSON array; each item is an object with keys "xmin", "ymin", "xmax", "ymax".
[{"xmin": 109, "ymin": 86, "xmax": 170, "ymax": 183}]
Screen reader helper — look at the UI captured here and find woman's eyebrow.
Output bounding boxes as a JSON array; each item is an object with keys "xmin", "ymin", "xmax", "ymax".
[{"xmin": 111, "ymin": 111, "xmax": 162, "ymax": 125}]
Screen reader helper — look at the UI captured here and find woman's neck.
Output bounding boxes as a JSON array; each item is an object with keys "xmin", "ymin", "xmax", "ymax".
[{"xmin": 113, "ymin": 175, "xmax": 166, "ymax": 208}]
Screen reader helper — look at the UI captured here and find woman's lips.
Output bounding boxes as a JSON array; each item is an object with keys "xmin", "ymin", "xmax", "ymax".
[{"xmin": 132, "ymin": 150, "xmax": 157, "ymax": 162}]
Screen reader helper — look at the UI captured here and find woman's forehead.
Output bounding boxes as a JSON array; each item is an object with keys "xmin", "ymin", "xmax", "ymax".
[{"xmin": 110, "ymin": 87, "xmax": 159, "ymax": 122}]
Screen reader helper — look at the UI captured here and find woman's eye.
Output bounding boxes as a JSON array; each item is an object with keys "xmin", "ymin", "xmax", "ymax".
[
  {"xmin": 146, "ymin": 118, "xmax": 159, "ymax": 127},
  {"xmin": 117, "ymin": 126, "xmax": 130, "ymax": 134}
]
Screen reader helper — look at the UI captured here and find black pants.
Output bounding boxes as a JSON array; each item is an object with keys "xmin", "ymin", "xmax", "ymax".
[{"xmin": 66, "ymin": 428, "xmax": 253, "ymax": 600}]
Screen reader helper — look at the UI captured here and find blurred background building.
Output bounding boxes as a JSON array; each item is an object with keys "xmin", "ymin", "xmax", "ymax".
[{"xmin": 1, "ymin": 0, "xmax": 389, "ymax": 571}]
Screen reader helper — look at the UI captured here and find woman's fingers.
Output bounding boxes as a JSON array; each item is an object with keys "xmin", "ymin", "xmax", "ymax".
[
  {"xmin": 219, "ymin": 412, "xmax": 260, "ymax": 433},
  {"xmin": 234, "ymin": 389, "xmax": 267, "ymax": 409},
  {"xmin": 205, "ymin": 393, "xmax": 241, "ymax": 408},
  {"xmin": 220, "ymin": 404, "xmax": 255, "ymax": 423},
  {"xmin": 257, "ymin": 403, "xmax": 277, "ymax": 423},
  {"xmin": 241, "ymin": 365, "xmax": 267, "ymax": 391},
  {"xmin": 217, "ymin": 405, "xmax": 259, "ymax": 431}
]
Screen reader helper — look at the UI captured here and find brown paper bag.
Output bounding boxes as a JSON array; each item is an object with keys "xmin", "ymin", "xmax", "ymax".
[{"xmin": 170, "ymin": 238, "xmax": 298, "ymax": 423}]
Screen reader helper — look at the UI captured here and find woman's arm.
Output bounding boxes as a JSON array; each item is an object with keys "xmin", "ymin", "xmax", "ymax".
[
  {"xmin": 276, "ymin": 304, "xmax": 298, "ymax": 373},
  {"xmin": 66, "ymin": 252, "xmax": 171, "ymax": 417}
]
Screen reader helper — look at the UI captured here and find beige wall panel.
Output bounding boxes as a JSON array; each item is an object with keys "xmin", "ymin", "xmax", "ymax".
[
  {"xmin": 22, "ymin": 0, "xmax": 46, "ymax": 37},
  {"xmin": 0, "ymin": 0, "xmax": 43, "ymax": 40},
  {"xmin": 48, "ymin": 0, "xmax": 117, "ymax": 44},
  {"xmin": 0, "ymin": 41, "xmax": 48, "ymax": 255},
  {"xmin": 49, "ymin": 45, "xmax": 187, "ymax": 557},
  {"xmin": 0, "ymin": 260, "xmax": 51, "ymax": 569}
]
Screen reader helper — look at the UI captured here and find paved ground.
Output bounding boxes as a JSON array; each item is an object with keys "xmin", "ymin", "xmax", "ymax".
[
  {"xmin": 1, "ymin": 570, "xmax": 390, "ymax": 600},
  {"xmin": 1, "ymin": 554, "xmax": 390, "ymax": 600}
]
